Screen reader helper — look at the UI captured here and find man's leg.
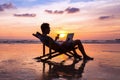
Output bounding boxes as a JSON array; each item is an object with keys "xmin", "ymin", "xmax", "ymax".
[
  {"xmin": 72, "ymin": 49, "xmax": 82, "ymax": 60},
  {"xmin": 73, "ymin": 40, "xmax": 93, "ymax": 60}
]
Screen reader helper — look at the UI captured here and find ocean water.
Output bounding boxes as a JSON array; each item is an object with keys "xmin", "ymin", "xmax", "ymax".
[{"xmin": 0, "ymin": 43, "xmax": 120, "ymax": 80}]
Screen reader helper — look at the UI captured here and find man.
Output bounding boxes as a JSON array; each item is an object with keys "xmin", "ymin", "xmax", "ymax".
[{"xmin": 33, "ymin": 23, "xmax": 93, "ymax": 60}]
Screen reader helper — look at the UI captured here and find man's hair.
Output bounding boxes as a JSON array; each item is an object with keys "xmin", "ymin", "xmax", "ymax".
[{"xmin": 41, "ymin": 23, "xmax": 49, "ymax": 33}]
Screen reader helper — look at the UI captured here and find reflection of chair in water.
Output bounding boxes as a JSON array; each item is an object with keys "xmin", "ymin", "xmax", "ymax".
[
  {"xmin": 41, "ymin": 59, "xmax": 88, "ymax": 80},
  {"xmin": 33, "ymin": 32, "xmax": 81, "ymax": 62}
]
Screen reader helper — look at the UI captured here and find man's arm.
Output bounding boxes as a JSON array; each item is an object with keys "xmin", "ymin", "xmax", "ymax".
[{"xmin": 55, "ymin": 34, "xmax": 59, "ymax": 41}]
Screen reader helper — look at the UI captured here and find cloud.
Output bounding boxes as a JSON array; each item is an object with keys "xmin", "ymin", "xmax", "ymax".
[
  {"xmin": 44, "ymin": 10, "xmax": 52, "ymax": 14},
  {"xmin": 14, "ymin": 13, "xmax": 36, "ymax": 17},
  {"xmin": 65, "ymin": 7, "xmax": 80, "ymax": 13},
  {"xmin": 45, "ymin": 7, "xmax": 80, "ymax": 14},
  {"xmin": 99, "ymin": 15, "xmax": 113, "ymax": 20},
  {"xmin": 0, "ymin": 6, "xmax": 4, "ymax": 11},
  {"xmin": 45, "ymin": 10, "xmax": 64, "ymax": 14},
  {"xmin": 0, "ymin": 2, "xmax": 15, "ymax": 11},
  {"xmin": 54, "ymin": 10, "xmax": 64, "ymax": 14}
]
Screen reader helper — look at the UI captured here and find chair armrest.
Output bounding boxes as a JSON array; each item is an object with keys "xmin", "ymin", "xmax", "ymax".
[{"xmin": 32, "ymin": 32, "xmax": 42, "ymax": 39}]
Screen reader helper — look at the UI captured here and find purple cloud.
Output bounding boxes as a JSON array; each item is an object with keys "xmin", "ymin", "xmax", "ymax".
[
  {"xmin": 45, "ymin": 7, "xmax": 80, "ymax": 14},
  {"xmin": 99, "ymin": 15, "xmax": 113, "ymax": 20},
  {"xmin": 45, "ymin": 10, "xmax": 64, "ymax": 14},
  {"xmin": 0, "ymin": 3, "xmax": 15, "ymax": 11},
  {"xmin": 0, "ymin": 6, "xmax": 4, "ymax": 11},
  {"xmin": 65, "ymin": 7, "xmax": 80, "ymax": 13},
  {"xmin": 54, "ymin": 10, "xmax": 64, "ymax": 14},
  {"xmin": 14, "ymin": 13, "xmax": 36, "ymax": 17},
  {"xmin": 45, "ymin": 10, "xmax": 52, "ymax": 14}
]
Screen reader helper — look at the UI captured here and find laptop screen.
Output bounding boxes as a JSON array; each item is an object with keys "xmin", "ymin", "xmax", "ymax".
[{"xmin": 66, "ymin": 33, "xmax": 74, "ymax": 41}]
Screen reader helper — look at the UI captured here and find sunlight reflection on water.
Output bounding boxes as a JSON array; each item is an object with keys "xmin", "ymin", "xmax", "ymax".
[{"xmin": 0, "ymin": 43, "xmax": 120, "ymax": 80}]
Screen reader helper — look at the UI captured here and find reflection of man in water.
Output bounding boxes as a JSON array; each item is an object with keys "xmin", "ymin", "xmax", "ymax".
[
  {"xmin": 34, "ymin": 23, "xmax": 93, "ymax": 60},
  {"xmin": 43, "ymin": 60, "xmax": 88, "ymax": 80}
]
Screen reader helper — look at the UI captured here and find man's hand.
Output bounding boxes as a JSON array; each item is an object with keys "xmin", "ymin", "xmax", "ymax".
[{"xmin": 55, "ymin": 34, "xmax": 59, "ymax": 41}]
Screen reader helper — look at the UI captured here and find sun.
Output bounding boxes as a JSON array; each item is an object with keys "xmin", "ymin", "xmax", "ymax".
[
  {"xmin": 56, "ymin": 30, "xmax": 67, "ymax": 38},
  {"xmin": 59, "ymin": 33, "xmax": 66, "ymax": 38}
]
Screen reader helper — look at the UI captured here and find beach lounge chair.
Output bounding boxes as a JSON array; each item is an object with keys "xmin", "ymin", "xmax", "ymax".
[{"xmin": 33, "ymin": 32, "xmax": 80, "ymax": 62}]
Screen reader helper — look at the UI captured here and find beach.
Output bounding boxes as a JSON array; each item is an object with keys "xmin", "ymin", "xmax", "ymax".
[{"xmin": 0, "ymin": 43, "xmax": 120, "ymax": 80}]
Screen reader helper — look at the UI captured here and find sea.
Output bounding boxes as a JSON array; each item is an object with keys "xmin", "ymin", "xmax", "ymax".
[{"xmin": 0, "ymin": 42, "xmax": 120, "ymax": 80}]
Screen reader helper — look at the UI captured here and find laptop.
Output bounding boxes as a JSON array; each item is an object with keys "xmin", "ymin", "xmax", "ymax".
[{"xmin": 66, "ymin": 33, "xmax": 74, "ymax": 42}]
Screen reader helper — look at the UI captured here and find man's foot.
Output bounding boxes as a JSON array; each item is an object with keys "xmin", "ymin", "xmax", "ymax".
[{"xmin": 84, "ymin": 56, "xmax": 94, "ymax": 60}]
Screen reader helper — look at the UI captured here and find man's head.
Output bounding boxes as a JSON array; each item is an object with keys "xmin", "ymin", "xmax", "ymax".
[{"xmin": 41, "ymin": 23, "xmax": 50, "ymax": 34}]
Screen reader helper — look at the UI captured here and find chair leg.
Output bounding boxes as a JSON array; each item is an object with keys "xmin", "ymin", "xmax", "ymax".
[
  {"xmin": 64, "ymin": 52, "xmax": 73, "ymax": 58},
  {"xmin": 42, "ymin": 52, "xmax": 64, "ymax": 61},
  {"xmin": 72, "ymin": 50, "xmax": 82, "ymax": 60}
]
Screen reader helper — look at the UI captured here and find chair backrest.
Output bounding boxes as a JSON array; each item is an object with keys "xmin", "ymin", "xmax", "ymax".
[{"xmin": 33, "ymin": 32, "xmax": 60, "ymax": 51}]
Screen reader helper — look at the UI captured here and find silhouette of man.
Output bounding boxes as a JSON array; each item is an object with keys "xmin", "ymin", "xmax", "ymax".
[{"xmin": 33, "ymin": 23, "xmax": 93, "ymax": 60}]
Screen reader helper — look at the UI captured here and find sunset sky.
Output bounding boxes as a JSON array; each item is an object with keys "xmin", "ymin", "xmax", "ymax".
[{"xmin": 0, "ymin": 0, "xmax": 120, "ymax": 40}]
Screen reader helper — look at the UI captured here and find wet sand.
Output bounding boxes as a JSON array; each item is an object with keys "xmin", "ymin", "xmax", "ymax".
[{"xmin": 0, "ymin": 44, "xmax": 120, "ymax": 80}]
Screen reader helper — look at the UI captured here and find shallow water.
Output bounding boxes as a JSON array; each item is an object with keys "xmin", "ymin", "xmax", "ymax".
[{"xmin": 0, "ymin": 43, "xmax": 120, "ymax": 80}]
